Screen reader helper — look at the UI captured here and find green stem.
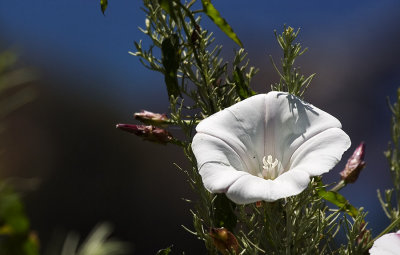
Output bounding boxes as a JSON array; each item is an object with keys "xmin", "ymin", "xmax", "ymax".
[
  {"xmin": 330, "ymin": 180, "xmax": 346, "ymax": 192},
  {"xmin": 139, "ymin": 119, "xmax": 201, "ymax": 127},
  {"xmin": 174, "ymin": 0, "xmax": 216, "ymax": 114},
  {"xmin": 285, "ymin": 199, "xmax": 292, "ymax": 255},
  {"xmin": 170, "ymin": 138, "xmax": 186, "ymax": 147}
]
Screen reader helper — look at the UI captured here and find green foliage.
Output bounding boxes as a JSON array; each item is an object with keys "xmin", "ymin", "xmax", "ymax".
[
  {"xmin": 161, "ymin": 34, "xmax": 181, "ymax": 98},
  {"xmin": 0, "ymin": 49, "xmax": 39, "ymax": 255},
  {"xmin": 156, "ymin": 245, "xmax": 172, "ymax": 255},
  {"xmin": 231, "ymin": 50, "xmax": 257, "ymax": 100},
  {"xmin": 0, "ymin": 182, "xmax": 39, "ymax": 255},
  {"xmin": 60, "ymin": 223, "xmax": 130, "ymax": 255},
  {"xmin": 114, "ymin": 0, "xmax": 400, "ymax": 254},
  {"xmin": 131, "ymin": 0, "xmax": 257, "ymax": 117},
  {"xmin": 100, "ymin": 0, "xmax": 108, "ymax": 15},
  {"xmin": 131, "ymin": 2, "xmax": 258, "ymax": 253},
  {"xmin": 101, "ymin": 0, "xmax": 243, "ymax": 47},
  {"xmin": 201, "ymin": 0, "xmax": 243, "ymax": 48},
  {"xmin": 378, "ymin": 87, "xmax": 400, "ymax": 229},
  {"xmin": 270, "ymin": 26, "xmax": 315, "ymax": 98},
  {"xmin": 317, "ymin": 186, "xmax": 359, "ymax": 218},
  {"xmin": 129, "ymin": 1, "xmax": 379, "ymax": 254},
  {"xmin": 234, "ymin": 179, "xmax": 341, "ymax": 254},
  {"xmin": 0, "ymin": 185, "xmax": 29, "ymax": 234},
  {"xmin": 213, "ymin": 194, "xmax": 237, "ymax": 231},
  {"xmin": 337, "ymin": 210, "xmax": 370, "ymax": 255}
]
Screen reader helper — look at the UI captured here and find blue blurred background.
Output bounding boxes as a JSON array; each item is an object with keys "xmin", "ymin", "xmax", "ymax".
[{"xmin": 1, "ymin": 0, "xmax": 400, "ymax": 253}]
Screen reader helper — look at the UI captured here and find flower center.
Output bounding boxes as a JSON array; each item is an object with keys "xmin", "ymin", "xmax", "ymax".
[{"xmin": 259, "ymin": 155, "xmax": 282, "ymax": 180}]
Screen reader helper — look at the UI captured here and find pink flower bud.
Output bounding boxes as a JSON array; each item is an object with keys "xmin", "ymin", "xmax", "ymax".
[
  {"xmin": 340, "ymin": 142, "xmax": 366, "ymax": 183},
  {"xmin": 116, "ymin": 124, "xmax": 173, "ymax": 144},
  {"xmin": 133, "ymin": 110, "xmax": 168, "ymax": 125}
]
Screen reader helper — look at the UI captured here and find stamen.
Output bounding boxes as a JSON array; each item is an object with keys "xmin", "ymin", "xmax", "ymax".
[
  {"xmin": 263, "ymin": 155, "xmax": 278, "ymax": 170},
  {"xmin": 260, "ymin": 155, "xmax": 281, "ymax": 180}
]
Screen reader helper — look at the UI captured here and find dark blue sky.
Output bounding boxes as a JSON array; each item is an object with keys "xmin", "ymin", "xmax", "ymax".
[{"xmin": 1, "ymin": 0, "xmax": 398, "ymax": 103}]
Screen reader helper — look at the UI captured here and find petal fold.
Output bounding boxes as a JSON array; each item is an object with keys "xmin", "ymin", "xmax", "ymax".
[
  {"xmin": 290, "ymin": 127, "xmax": 351, "ymax": 176},
  {"xmin": 225, "ymin": 169, "xmax": 310, "ymax": 204},
  {"xmin": 199, "ymin": 162, "xmax": 249, "ymax": 193}
]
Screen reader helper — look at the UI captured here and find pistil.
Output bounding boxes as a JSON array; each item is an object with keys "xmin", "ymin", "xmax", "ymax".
[{"xmin": 259, "ymin": 155, "xmax": 281, "ymax": 180}]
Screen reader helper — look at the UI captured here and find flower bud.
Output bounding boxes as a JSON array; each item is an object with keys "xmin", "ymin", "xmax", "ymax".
[
  {"xmin": 340, "ymin": 142, "xmax": 366, "ymax": 183},
  {"xmin": 209, "ymin": 227, "xmax": 239, "ymax": 255},
  {"xmin": 190, "ymin": 24, "xmax": 201, "ymax": 46},
  {"xmin": 116, "ymin": 124, "xmax": 173, "ymax": 144},
  {"xmin": 356, "ymin": 222, "xmax": 371, "ymax": 247},
  {"xmin": 134, "ymin": 110, "xmax": 168, "ymax": 125}
]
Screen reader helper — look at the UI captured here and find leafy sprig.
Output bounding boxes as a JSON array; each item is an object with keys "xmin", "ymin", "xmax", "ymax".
[
  {"xmin": 378, "ymin": 88, "xmax": 400, "ymax": 229},
  {"xmin": 270, "ymin": 26, "xmax": 315, "ymax": 98}
]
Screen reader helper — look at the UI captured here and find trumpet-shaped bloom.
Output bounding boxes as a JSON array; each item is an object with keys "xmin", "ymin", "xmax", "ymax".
[
  {"xmin": 369, "ymin": 231, "xmax": 400, "ymax": 255},
  {"xmin": 191, "ymin": 91, "xmax": 351, "ymax": 204}
]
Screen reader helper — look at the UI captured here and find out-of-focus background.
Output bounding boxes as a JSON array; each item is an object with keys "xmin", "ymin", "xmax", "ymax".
[{"xmin": 0, "ymin": 0, "xmax": 400, "ymax": 254}]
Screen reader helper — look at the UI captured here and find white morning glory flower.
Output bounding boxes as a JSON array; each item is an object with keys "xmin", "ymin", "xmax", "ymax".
[
  {"xmin": 191, "ymin": 91, "xmax": 351, "ymax": 204},
  {"xmin": 369, "ymin": 230, "xmax": 400, "ymax": 255}
]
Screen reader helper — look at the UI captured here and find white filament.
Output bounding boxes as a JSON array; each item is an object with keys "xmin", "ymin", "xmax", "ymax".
[{"xmin": 259, "ymin": 155, "xmax": 281, "ymax": 180}]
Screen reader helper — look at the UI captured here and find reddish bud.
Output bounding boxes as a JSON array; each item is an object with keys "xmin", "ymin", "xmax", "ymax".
[
  {"xmin": 356, "ymin": 222, "xmax": 371, "ymax": 247},
  {"xmin": 116, "ymin": 124, "xmax": 173, "ymax": 144},
  {"xmin": 340, "ymin": 142, "xmax": 366, "ymax": 183},
  {"xmin": 256, "ymin": 201, "xmax": 263, "ymax": 208},
  {"xmin": 209, "ymin": 227, "xmax": 239, "ymax": 255},
  {"xmin": 134, "ymin": 110, "xmax": 168, "ymax": 125},
  {"xmin": 190, "ymin": 24, "xmax": 201, "ymax": 46}
]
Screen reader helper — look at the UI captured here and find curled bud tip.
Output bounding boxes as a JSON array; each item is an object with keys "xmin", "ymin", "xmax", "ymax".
[
  {"xmin": 116, "ymin": 123, "xmax": 173, "ymax": 144},
  {"xmin": 116, "ymin": 123, "xmax": 141, "ymax": 133},
  {"xmin": 340, "ymin": 142, "xmax": 366, "ymax": 183},
  {"xmin": 134, "ymin": 110, "xmax": 168, "ymax": 125},
  {"xmin": 209, "ymin": 227, "xmax": 239, "ymax": 255}
]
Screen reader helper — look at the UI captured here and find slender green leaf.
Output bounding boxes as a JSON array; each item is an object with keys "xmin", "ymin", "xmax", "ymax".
[
  {"xmin": 233, "ymin": 66, "xmax": 255, "ymax": 100},
  {"xmin": 317, "ymin": 188, "xmax": 359, "ymax": 218},
  {"xmin": 161, "ymin": 34, "xmax": 181, "ymax": 98},
  {"xmin": 100, "ymin": 0, "xmax": 108, "ymax": 15},
  {"xmin": 156, "ymin": 245, "xmax": 172, "ymax": 255},
  {"xmin": 201, "ymin": 0, "xmax": 243, "ymax": 48},
  {"xmin": 158, "ymin": 0, "xmax": 178, "ymax": 22}
]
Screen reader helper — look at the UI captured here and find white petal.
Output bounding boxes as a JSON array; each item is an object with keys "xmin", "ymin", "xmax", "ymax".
[
  {"xmin": 225, "ymin": 169, "xmax": 310, "ymax": 204},
  {"xmin": 192, "ymin": 131, "xmax": 313, "ymax": 203},
  {"xmin": 289, "ymin": 127, "xmax": 351, "ymax": 176},
  {"xmin": 192, "ymin": 133, "xmax": 247, "ymax": 173},
  {"xmin": 192, "ymin": 91, "xmax": 351, "ymax": 203},
  {"xmin": 195, "ymin": 94, "xmax": 266, "ymax": 174},
  {"xmin": 198, "ymin": 162, "xmax": 249, "ymax": 193},
  {"xmin": 195, "ymin": 92, "xmax": 349, "ymax": 173},
  {"xmin": 370, "ymin": 231, "xmax": 400, "ymax": 255},
  {"xmin": 261, "ymin": 92, "xmax": 347, "ymax": 170}
]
